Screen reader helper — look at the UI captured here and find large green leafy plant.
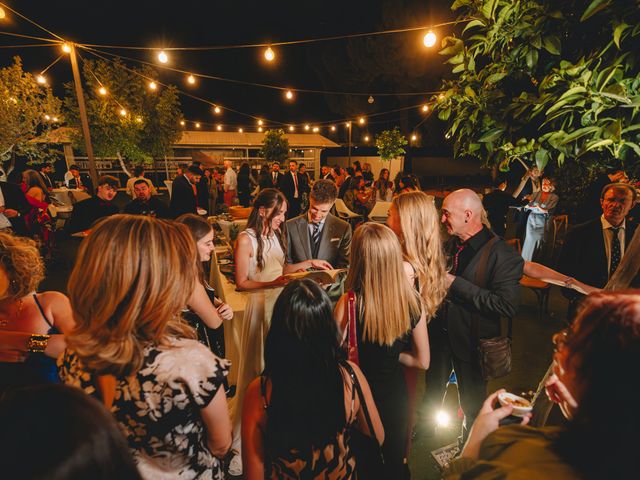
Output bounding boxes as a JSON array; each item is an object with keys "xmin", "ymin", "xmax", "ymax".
[
  {"xmin": 260, "ymin": 129, "xmax": 289, "ymax": 164},
  {"xmin": 437, "ymin": 0, "xmax": 640, "ymax": 175},
  {"xmin": 375, "ymin": 127, "xmax": 408, "ymax": 161}
]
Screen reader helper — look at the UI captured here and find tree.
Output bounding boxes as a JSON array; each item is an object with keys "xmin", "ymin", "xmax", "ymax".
[
  {"xmin": 260, "ymin": 129, "xmax": 289, "ymax": 164},
  {"xmin": 0, "ymin": 57, "xmax": 62, "ymax": 172},
  {"xmin": 64, "ymin": 57, "xmax": 183, "ymax": 174},
  {"xmin": 436, "ymin": 0, "xmax": 640, "ymax": 178},
  {"xmin": 375, "ymin": 127, "xmax": 408, "ymax": 161}
]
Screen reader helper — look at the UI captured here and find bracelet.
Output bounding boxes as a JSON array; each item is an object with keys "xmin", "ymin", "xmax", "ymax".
[{"xmin": 27, "ymin": 334, "xmax": 50, "ymax": 353}]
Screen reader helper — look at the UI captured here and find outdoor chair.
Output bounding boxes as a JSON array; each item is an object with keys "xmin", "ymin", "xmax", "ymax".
[
  {"xmin": 506, "ymin": 238, "xmax": 550, "ymax": 321},
  {"xmin": 368, "ymin": 201, "xmax": 392, "ymax": 223},
  {"xmin": 550, "ymin": 214, "xmax": 569, "ymax": 258},
  {"xmin": 334, "ymin": 198, "xmax": 363, "ymax": 225}
]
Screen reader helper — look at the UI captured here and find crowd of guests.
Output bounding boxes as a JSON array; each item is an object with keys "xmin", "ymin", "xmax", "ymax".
[{"xmin": 0, "ymin": 159, "xmax": 639, "ymax": 479}]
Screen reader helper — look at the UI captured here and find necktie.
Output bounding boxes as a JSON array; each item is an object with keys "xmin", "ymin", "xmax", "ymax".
[
  {"xmin": 293, "ymin": 173, "xmax": 298, "ymax": 197},
  {"xmin": 610, "ymin": 227, "xmax": 621, "ymax": 276},
  {"xmin": 311, "ymin": 223, "xmax": 321, "ymax": 256},
  {"xmin": 272, "ymin": 173, "xmax": 277, "ymax": 185},
  {"xmin": 451, "ymin": 242, "xmax": 466, "ymax": 274}
]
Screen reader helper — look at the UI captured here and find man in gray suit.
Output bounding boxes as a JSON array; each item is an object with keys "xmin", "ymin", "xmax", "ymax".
[{"xmin": 285, "ymin": 179, "xmax": 352, "ymax": 302}]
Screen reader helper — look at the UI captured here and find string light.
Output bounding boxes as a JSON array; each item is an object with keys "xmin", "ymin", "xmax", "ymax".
[
  {"xmin": 36, "ymin": 74, "xmax": 46, "ymax": 85},
  {"xmin": 157, "ymin": 50, "xmax": 168, "ymax": 63},
  {"xmin": 213, "ymin": 105, "xmax": 221, "ymax": 114},
  {"xmin": 98, "ymin": 86, "xmax": 107, "ymax": 95},
  {"xmin": 438, "ymin": 93, "xmax": 445, "ymax": 100},
  {"xmin": 423, "ymin": 30, "xmax": 437, "ymax": 48},
  {"xmin": 148, "ymin": 81, "xmax": 157, "ymax": 90},
  {"xmin": 257, "ymin": 119, "xmax": 263, "ymax": 126},
  {"xmin": 289, "ymin": 125, "xmax": 295, "ymax": 132},
  {"xmin": 238, "ymin": 127, "xmax": 243, "ymax": 133},
  {"xmin": 258, "ymin": 126, "xmax": 263, "ymax": 132},
  {"xmin": 119, "ymin": 108, "xmax": 127, "ymax": 116},
  {"xmin": 285, "ymin": 90, "xmax": 294, "ymax": 100},
  {"xmin": 304, "ymin": 124, "xmax": 310, "ymax": 131},
  {"xmin": 44, "ymin": 114, "xmax": 51, "ymax": 120},
  {"xmin": 346, "ymin": 121, "xmax": 351, "ymax": 128},
  {"xmin": 136, "ymin": 116, "xmax": 143, "ymax": 123},
  {"xmin": 195, "ymin": 122, "xmax": 201, "ymax": 128},
  {"xmin": 313, "ymin": 127, "xmax": 319, "ymax": 132},
  {"xmin": 422, "ymin": 104, "xmax": 429, "ymax": 112},
  {"xmin": 358, "ymin": 117, "xmax": 366, "ymax": 125},
  {"xmin": 217, "ymin": 124, "xmax": 222, "ymax": 131},
  {"xmin": 411, "ymin": 134, "xmax": 417, "ymax": 141},
  {"xmin": 61, "ymin": 43, "xmax": 71, "ymax": 53},
  {"xmin": 330, "ymin": 125, "xmax": 336, "ymax": 131},
  {"xmin": 364, "ymin": 135, "xmax": 369, "ymax": 142},
  {"xmin": 180, "ymin": 120, "xmax": 185, "ymax": 126},
  {"xmin": 0, "ymin": 7, "xmax": 5, "ymax": 19},
  {"xmin": 264, "ymin": 46, "xmax": 275, "ymax": 62},
  {"xmin": 187, "ymin": 74, "xmax": 196, "ymax": 85}
]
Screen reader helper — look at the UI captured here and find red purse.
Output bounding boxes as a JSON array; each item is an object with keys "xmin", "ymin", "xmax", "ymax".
[{"xmin": 346, "ymin": 290, "xmax": 359, "ymax": 365}]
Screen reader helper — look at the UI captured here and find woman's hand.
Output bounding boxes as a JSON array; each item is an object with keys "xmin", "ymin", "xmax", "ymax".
[
  {"xmin": 270, "ymin": 276, "xmax": 290, "ymax": 288},
  {"xmin": 545, "ymin": 373, "xmax": 578, "ymax": 419},
  {"xmin": 461, "ymin": 389, "xmax": 531, "ymax": 460},
  {"xmin": 216, "ymin": 303, "xmax": 234, "ymax": 321}
]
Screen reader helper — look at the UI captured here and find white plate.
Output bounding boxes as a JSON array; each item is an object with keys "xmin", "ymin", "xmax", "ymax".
[
  {"xmin": 498, "ymin": 392, "xmax": 533, "ymax": 417},
  {"xmin": 218, "ymin": 259, "xmax": 231, "ymax": 265}
]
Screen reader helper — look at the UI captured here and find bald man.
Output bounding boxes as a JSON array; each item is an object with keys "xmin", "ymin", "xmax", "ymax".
[{"xmin": 424, "ymin": 189, "xmax": 523, "ymax": 443}]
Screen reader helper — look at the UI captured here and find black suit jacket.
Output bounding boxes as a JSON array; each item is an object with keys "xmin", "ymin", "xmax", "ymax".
[
  {"xmin": 270, "ymin": 171, "xmax": 282, "ymax": 188},
  {"xmin": 124, "ymin": 197, "xmax": 170, "ymax": 219},
  {"xmin": 279, "ymin": 171, "xmax": 305, "ymax": 204},
  {"xmin": 170, "ymin": 175, "xmax": 197, "ymax": 218},
  {"xmin": 338, "ymin": 176, "xmax": 351, "ymax": 199},
  {"xmin": 65, "ymin": 196, "xmax": 119, "ymax": 234},
  {"xmin": 0, "ymin": 181, "xmax": 31, "ymax": 234},
  {"xmin": 558, "ymin": 218, "xmax": 639, "ymax": 297},
  {"xmin": 68, "ymin": 174, "xmax": 94, "ymax": 195},
  {"xmin": 433, "ymin": 230, "xmax": 524, "ymax": 361}
]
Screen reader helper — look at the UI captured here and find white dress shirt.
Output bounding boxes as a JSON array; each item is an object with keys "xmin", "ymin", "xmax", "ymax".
[
  {"xmin": 0, "ymin": 187, "xmax": 13, "ymax": 229},
  {"xmin": 600, "ymin": 215, "xmax": 626, "ymax": 273},
  {"xmin": 224, "ymin": 167, "xmax": 237, "ymax": 192}
]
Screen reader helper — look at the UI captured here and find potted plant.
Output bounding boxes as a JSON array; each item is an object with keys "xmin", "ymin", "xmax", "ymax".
[{"xmin": 375, "ymin": 127, "xmax": 408, "ymax": 162}]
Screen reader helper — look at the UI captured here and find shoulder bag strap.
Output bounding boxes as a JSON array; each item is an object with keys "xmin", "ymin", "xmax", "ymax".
[
  {"xmin": 470, "ymin": 236, "xmax": 501, "ymax": 346},
  {"xmin": 340, "ymin": 361, "xmax": 376, "ymax": 437},
  {"xmin": 346, "ymin": 290, "xmax": 359, "ymax": 365}
]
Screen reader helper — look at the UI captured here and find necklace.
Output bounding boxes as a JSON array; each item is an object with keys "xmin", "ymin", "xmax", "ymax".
[{"xmin": 0, "ymin": 298, "xmax": 22, "ymax": 327}]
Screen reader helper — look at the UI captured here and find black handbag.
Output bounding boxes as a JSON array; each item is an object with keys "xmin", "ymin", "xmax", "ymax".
[
  {"xmin": 471, "ymin": 236, "xmax": 513, "ymax": 380},
  {"xmin": 341, "ymin": 361, "xmax": 385, "ymax": 479}
]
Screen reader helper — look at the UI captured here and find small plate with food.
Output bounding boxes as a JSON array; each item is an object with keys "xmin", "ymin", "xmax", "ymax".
[{"xmin": 497, "ymin": 392, "xmax": 533, "ymax": 417}]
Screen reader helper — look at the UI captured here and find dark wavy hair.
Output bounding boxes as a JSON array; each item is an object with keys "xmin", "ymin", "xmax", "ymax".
[
  {"xmin": 0, "ymin": 384, "xmax": 141, "ymax": 480},
  {"xmin": 246, "ymin": 188, "xmax": 287, "ymax": 271},
  {"xmin": 263, "ymin": 279, "xmax": 346, "ymax": 459},
  {"xmin": 554, "ymin": 291, "xmax": 640, "ymax": 479},
  {"xmin": 175, "ymin": 213, "xmax": 213, "ymax": 285}
]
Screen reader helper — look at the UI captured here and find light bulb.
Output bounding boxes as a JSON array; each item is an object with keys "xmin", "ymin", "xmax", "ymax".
[
  {"xmin": 364, "ymin": 135, "xmax": 369, "ymax": 142},
  {"xmin": 411, "ymin": 134, "xmax": 417, "ymax": 141},
  {"xmin": 52, "ymin": 116, "xmax": 59, "ymax": 122},
  {"xmin": 44, "ymin": 114, "xmax": 51, "ymax": 121},
  {"xmin": 0, "ymin": 7, "xmax": 6, "ymax": 19},
  {"xmin": 238, "ymin": 128, "xmax": 243, "ymax": 133},
  {"xmin": 36, "ymin": 75, "xmax": 46, "ymax": 85},
  {"xmin": 264, "ymin": 46, "xmax": 275, "ymax": 62},
  {"xmin": 180, "ymin": 120, "xmax": 185, "ymax": 126},
  {"xmin": 98, "ymin": 86, "xmax": 107, "ymax": 96},
  {"xmin": 195, "ymin": 122, "xmax": 201, "ymax": 128},
  {"xmin": 285, "ymin": 90, "xmax": 294, "ymax": 100},
  {"xmin": 157, "ymin": 51, "xmax": 168, "ymax": 63},
  {"xmin": 289, "ymin": 125, "xmax": 295, "ymax": 132},
  {"xmin": 330, "ymin": 125, "xmax": 336, "ymax": 132},
  {"xmin": 435, "ymin": 410, "xmax": 450, "ymax": 427},
  {"xmin": 423, "ymin": 31, "xmax": 437, "ymax": 48},
  {"xmin": 358, "ymin": 117, "xmax": 365, "ymax": 125},
  {"xmin": 149, "ymin": 81, "xmax": 157, "ymax": 90},
  {"xmin": 313, "ymin": 127, "xmax": 319, "ymax": 133},
  {"xmin": 61, "ymin": 43, "xmax": 71, "ymax": 54},
  {"xmin": 257, "ymin": 119, "xmax": 263, "ymax": 126},
  {"xmin": 187, "ymin": 74, "xmax": 196, "ymax": 85},
  {"xmin": 136, "ymin": 116, "xmax": 143, "ymax": 123},
  {"xmin": 422, "ymin": 104, "xmax": 429, "ymax": 112},
  {"xmin": 258, "ymin": 127, "xmax": 263, "ymax": 132},
  {"xmin": 216, "ymin": 125, "xmax": 222, "ymax": 131},
  {"xmin": 119, "ymin": 108, "xmax": 127, "ymax": 117},
  {"xmin": 304, "ymin": 124, "xmax": 310, "ymax": 131},
  {"xmin": 213, "ymin": 106, "xmax": 221, "ymax": 114}
]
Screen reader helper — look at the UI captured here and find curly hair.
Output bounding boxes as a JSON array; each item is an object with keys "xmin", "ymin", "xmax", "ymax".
[{"xmin": 0, "ymin": 232, "xmax": 44, "ymax": 301}]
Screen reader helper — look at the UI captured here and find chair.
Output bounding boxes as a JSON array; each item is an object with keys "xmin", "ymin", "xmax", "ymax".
[
  {"xmin": 368, "ymin": 201, "xmax": 392, "ymax": 223},
  {"xmin": 505, "ymin": 238, "xmax": 551, "ymax": 321},
  {"xmin": 334, "ymin": 198, "xmax": 363, "ymax": 224},
  {"xmin": 550, "ymin": 214, "xmax": 569, "ymax": 257},
  {"xmin": 164, "ymin": 180, "xmax": 173, "ymax": 199}
]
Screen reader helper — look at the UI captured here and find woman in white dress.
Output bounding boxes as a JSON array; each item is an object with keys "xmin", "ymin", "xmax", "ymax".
[{"xmin": 230, "ymin": 188, "xmax": 289, "ymax": 474}]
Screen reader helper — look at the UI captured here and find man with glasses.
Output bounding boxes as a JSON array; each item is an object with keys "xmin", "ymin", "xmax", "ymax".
[{"xmin": 66, "ymin": 176, "xmax": 120, "ymax": 234}]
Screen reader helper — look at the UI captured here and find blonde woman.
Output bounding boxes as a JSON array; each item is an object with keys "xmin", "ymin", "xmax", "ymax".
[
  {"xmin": 335, "ymin": 223, "xmax": 429, "ymax": 479},
  {"xmin": 58, "ymin": 215, "xmax": 232, "ymax": 479}
]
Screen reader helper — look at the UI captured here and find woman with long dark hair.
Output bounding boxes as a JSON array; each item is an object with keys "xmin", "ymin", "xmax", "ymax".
[
  {"xmin": 242, "ymin": 279, "xmax": 383, "ymax": 479},
  {"xmin": 231, "ymin": 188, "xmax": 289, "ymax": 474},
  {"xmin": 374, "ymin": 168, "xmax": 393, "ymax": 202}
]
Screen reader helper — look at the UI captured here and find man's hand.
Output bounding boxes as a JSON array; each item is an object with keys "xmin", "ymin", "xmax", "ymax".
[
  {"xmin": 3, "ymin": 208, "xmax": 18, "ymax": 218},
  {"xmin": 445, "ymin": 272, "xmax": 456, "ymax": 288},
  {"xmin": 309, "ymin": 259, "xmax": 333, "ymax": 270}
]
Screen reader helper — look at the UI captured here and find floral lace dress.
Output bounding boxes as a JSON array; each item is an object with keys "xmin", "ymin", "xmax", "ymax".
[{"xmin": 59, "ymin": 338, "xmax": 230, "ymax": 480}]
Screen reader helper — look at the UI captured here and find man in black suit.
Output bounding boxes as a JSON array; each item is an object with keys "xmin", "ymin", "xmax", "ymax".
[
  {"xmin": 338, "ymin": 167, "xmax": 354, "ymax": 199},
  {"xmin": 66, "ymin": 175, "xmax": 120, "ymax": 234},
  {"xmin": 424, "ymin": 189, "xmax": 523, "ymax": 441},
  {"xmin": 279, "ymin": 160, "xmax": 305, "ymax": 218},
  {"xmin": 38, "ymin": 164, "xmax": 54, "ymax": 190},
  {"xmin": 284, "ymin": 179, "xmax": 351, "ymax": 302},
  {"xmin": 0, "ymin": 181, "xmax": 31, "ymax": 235},
  {"xmin": 558, "ymin": 183, "xmax": 638, "ymax": 318},
  {"xmin": 320, "ymin": 165, "xmax": 334, "ymax": 181},
  {"xmin": 124, "ymin": 179, "xmax": 170, "ymax": 219},
  {"xmin": 65, "ymin": 165, "xmax": 94, "ymax": 195},
  {"xmin": 578, "ymin": 168, "xmax": 628, "ymax": 223},
  {"xmin": 169, "ymin": 165, "xmax": 201, "ymax": 218},
  {"xmin": 270, "ymin": 162, "xmax": 282, "ymax": 189}
]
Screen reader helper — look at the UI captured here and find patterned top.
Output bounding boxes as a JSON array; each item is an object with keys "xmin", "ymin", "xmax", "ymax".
[{"xmin": 59, "ymin": 338, "xmax": 230, "ymax": 480}]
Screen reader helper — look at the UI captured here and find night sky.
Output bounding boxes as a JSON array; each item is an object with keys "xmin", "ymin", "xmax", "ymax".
[{"xmin": 0, "ymin": 0, "xmax": 456, "ymax": 146}]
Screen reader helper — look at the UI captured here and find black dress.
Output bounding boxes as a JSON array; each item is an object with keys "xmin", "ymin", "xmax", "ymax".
[{"xmin": 355, "ymin": 299, "xmax": 417, "ymax": 479}]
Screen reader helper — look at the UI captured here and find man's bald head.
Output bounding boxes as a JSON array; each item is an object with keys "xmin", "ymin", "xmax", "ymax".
[{"xmin": 441, "ymin": 189, "xmax": 485, "ymax": 240}]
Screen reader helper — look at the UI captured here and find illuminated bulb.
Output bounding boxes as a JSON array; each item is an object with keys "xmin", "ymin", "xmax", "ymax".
[
  {"xmin": 435, "ymin": 410, "xmax": 450, "ymax": 427},
  {"xmin": 195, "ymin": 122, "xmax": 201, "ymax": 128},
  {"xmin": 157, "ymin": 51, "xmax": 168, "ymax": 63},
  {"xmin": 98, "ymin": 86, "xmax": 107, "ymax": 96},
  {"xmin": 264, "ymin": 46, "xmax": 275, "ymax": 62},
  {"xmin": 423, "ymin": 30, "xmax": 437, "ymax": 48},
  {"xmin": 149, "ymin": 81, "xmax": 157, "ymax": 90},
  {"xmin": 313, "ymin": 127, "xmax": 320, "ymax": 133},
  {"xmin": 438, "ymin": 93, "xmax": 445, "ymax": 100},
  {"xmin": 304, "ymin": 124, "xmax": 310, "ymax": 131},
  {"xmin": 346, "ymin": 121, "xmax": 351, "ymax": 128},
  {"xmin": 258, "ymin": 127, "xmax": 263, "ymax": 132},
  {"xmin": 36, "ymin": 75, "xmax": 46, "ymax": 85},
  {"xmin": 289, "ymin": 125, "xmax": 295, "ymax": 132},
  {"xmin": 44, "ymin": 114, "xmax": 51, "ymax": 121},
  {"xmin": 422, "ymin": 104, "xmax": 429, "ymax": 112},
  {"xmin": 238, "ymin": 128, "xmax": 243, "ymax": 133},
  {"xmin": 61, "ymin": 43, "xmax": 71, "ymax": 54},
  {"xmin": 285, "ymin": 90, "xmax": 294, "ymax": 100},
  {"xmin": 445, "ymin": 133, "xmax": 451, "ymax": 139},
  {"xmin": 358, "ymin": 117, "xmax": 365, "ymax": 125},
  {"xmin": 216, "ymin": 125, "xmax": 222, "ymax": 131},
  {"xmin": 0, "ymin": 7, "xmax": 5, "ymax": 19},
  {"xmin": 257, "ymin": 119, "xmax": 263, "ymax": 126},
  {"xmin": 364, "ymin": 135, "xmax": 369, "ymax": 142},
  {"xmin": 411, "ymin": 134, "xmax": 417, "ymax": 141},
  {"xmin": 136, "ymin": 116, "xmax": 143, "ymax": 123},
  {"xmin": 330, "ymin": 125, "xmax": 336, "ymax": 131},
  {"xmin": 187, "ymin": 74, "xmax": 196, "ymax": 85},
  {"xmin": 180, "ymin": 120, "xmax": 185, "ymax": 126},
  {"xmin": 213, "ymin": 106, "xmax": 221, "ymax": 114},
  {"xmin": 119, "ymin": 108, "xmax": 127, "ymax": 117},
  {"xmin": 52, "ymin": 116, "xmax": 59, "ymax": 122}
]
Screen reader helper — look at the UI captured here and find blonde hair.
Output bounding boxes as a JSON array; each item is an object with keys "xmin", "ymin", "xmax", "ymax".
[
  {"xmin": 345, "ymin": 223, "xmax": 421, "ymax": 346},
  {"xmin": 0, "ymin": 232, "xmax": 44, "ymax": 301},
  {"xmin": 67, "ymin": 215, "xmax": 196, "ymax": 376},
  {"xmin": 392, "ymin": 191, "xmax": 447, "ymax": 320}
]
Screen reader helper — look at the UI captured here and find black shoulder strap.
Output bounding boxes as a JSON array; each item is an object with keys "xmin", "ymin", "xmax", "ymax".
[
  {"xmin": 340, "ymin": 361, "xmax": 376, "ymax": 437},
  {"xmin": 32, "ymin": 293, "xmax": 54, "ymax": 329}
]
